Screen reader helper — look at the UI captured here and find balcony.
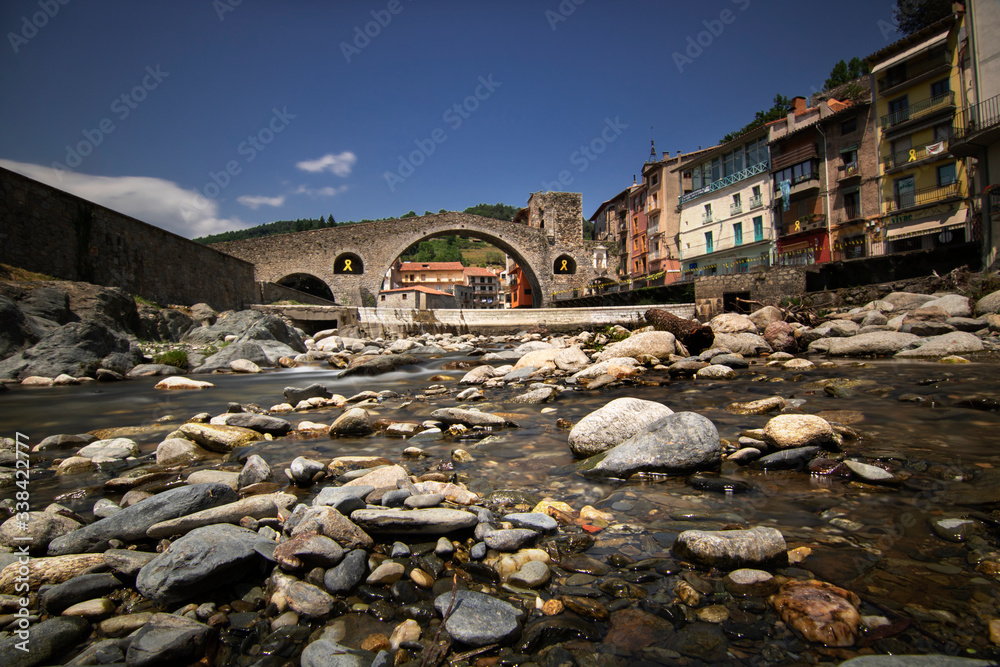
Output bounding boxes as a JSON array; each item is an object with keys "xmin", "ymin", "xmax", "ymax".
[
  {"xmin": 880, "ymin": 91, "xmax": 956, "ymax": 132},
  {"xmin": 876, "ymin": 50, "xmax": 950, "ymax": 96},
  {"xmin": 749, "ymin": 194, "xmax": 763, "ymax": 209},
  {"xmin": 882, "ymin": 142, "xmax": 951, "ymax": 171},
  {"xmin": 678, "ymin": 160, "xmax": 770, "ymax": 205},
  {"xmin": 781, "ymin": 213, "xmax": 827, "ymax": 237},
  {"xmin": 884, "ymin": 181, "xmax": 963, "ymax": 213},
  {"xmin": 702, "ymin": 211, "xmax": 713, "ymax": 224},
  {"xmin": 950, "ymin": 94, "xmax": 1000, "ymax": 158},
  {"xmin": 838, "ymin": 162, "xmax": 861, "ymax": 182},
  {"xmin": 730, "ymin": 202, "xmax": 743, "ymax": 216}
]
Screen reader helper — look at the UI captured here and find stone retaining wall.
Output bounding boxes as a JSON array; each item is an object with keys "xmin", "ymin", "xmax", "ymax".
[{"xmin": 0, "ymin": 167, "xmax": 257, "ymax": 310}]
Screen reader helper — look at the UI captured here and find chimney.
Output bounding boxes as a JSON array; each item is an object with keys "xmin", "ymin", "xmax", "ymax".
[{"xmin": 792, "ymin": 96, "xmax": 808, "ymax": 113}]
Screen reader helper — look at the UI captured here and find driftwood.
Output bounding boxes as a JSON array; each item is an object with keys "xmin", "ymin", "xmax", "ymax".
[{"xmin": 644, "ymin": 309, "xmax": 715, "ymax": 354}]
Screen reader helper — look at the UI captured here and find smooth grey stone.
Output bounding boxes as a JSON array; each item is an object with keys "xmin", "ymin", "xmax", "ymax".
[
  {"xmin": 48, "ymin": 483, "xmax": 237, "ymax": 555},
  {"xmin": 579, "ymin": 412, "xmax": 721, "ymax": 479},
  {"xmin": 471, "ymin": 542, "xmax": 486, "ymax": 559},
  {"xmin": 508, "ymin": 560, "xmax": 550, "ymax": 588},
  {"xmin": 709, "ymin": 354, "xmax": 748, "ymax": 368},
  {"xmin": 350, "ymin": 508, "xmax": 478, "ymax": 535},
  {"xmin": 125, "ymin": 612, "xmax": 212, "ymax": 667},
  {"xmin": 288, "ymin": 457, "xmax": 325, "ymax": 485},
  {"xmin": 838, "ymin": 657, "xmax": 996, "ymax": 667},
  {"xmin": 403, "ymin": 493, "xmax": 444, "ymax": 509},
  {"xmin": 757, "ymin": 446, "xmax": 821, "ymax": 471},
  {"xmin": 284, "ymin": 383, "xmax": 332, "ymax": 404},
  {"xmin": 0, "ymin": 616, "xmax": 90, "ymax": 667},
  {"xmin": 483, "ymin": 528, "xmax": 539, "ymax": 551},
  {"xmin": 313, "ymin": 485, "xmax": 372, "ymax": 515},
  {"xmin": 300, "ymin": 639, "xmax": 373, "ymax": 667},
  {"xmin": 35, "ymin": 433, "xmax": 96, "ymax": 451},
  {"xmin": 136, "ymin": 524, "xmax": 272, "ymax": 605},
  {"xmin": 381, "ymin": 488, "xmax": 411, "ymax": 507},
  {"xmin": 390, "ymin": 541, "xmax": 410, "ymax": 558},
  {"xmin": 222, "ymin": 413, "xmax": 291, "ymax": 436},
  {"xmin": 673, "ymin": 526, "xmax": 787, "ymax": 569},
  {"xmin": 103, "ymin": 548, "xmax": 157, "ymax": 577},
  {"xmin": 40, "ymin": 573, "xmax": 121, "ymax": 614},
  {"xmin": 337, "ymin": 354, "xmax": 420, "ymax": 378},
  {"xmin": 567, "ymin": 397, "xmax": 674, "ymax": 458},
  {"xmin": 433, "ymin": 590, "xmax": 520, "ymax": 647},
  {"xmin": 93, "ymin": 498, "xmax": 122, "ymax": 519},
  {"xmin": 324, "ymin": 549, "xmax": 367, "ymax": 594},
  {"xmin": 238, "ymin": 454, "xmax": 273, "ymax": 488},
  {"xmin": 429, "ymin": 408, "xmax": 515, "ymax": 429}
]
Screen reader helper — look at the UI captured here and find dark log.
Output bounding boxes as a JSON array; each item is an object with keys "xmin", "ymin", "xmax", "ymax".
[{"xmin": 644, "ymin": 309, "xmax": 715, "ymax": 354}]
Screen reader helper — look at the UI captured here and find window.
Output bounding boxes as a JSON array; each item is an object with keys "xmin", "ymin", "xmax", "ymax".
[
  {"xmin": 841, "ymin": 117, "xmax": 857, "ymax": 134},
  {"xmin": 930, "ymin": 78, "xmax": 950, "ymax": 98},
  {"xmin": 841, "ymin": 148, "xmax": 858, "ymax": 166},
  {"xmin": 745, "ymin": 137, "xmax": 768, "ymax": 166},
  {"xmin": 888, "ymin": 95, "xmax": 909, "ymax": 123},
  {"xmin": 844, "ymin": 190, "xmax": 860, "ymax": 220},
  {"xmin": 651, "ymin": 173, "xmax": 659, "ymax": 186},
  {"xmin": 733, "ymin": 193, "xmax": 741, "ymax": 207},
  {"xmin": 380, "ymin": 295, "xmax": 385, "ymax": 301},
  {"xmin": 402, "ymin": 293, "xmax": 408, "ymax": 300},
  {"xmin": 895, "ymin": 175, "xmax": 915, "ymax": 209},
  {"xmin": 705, "ymin": 231, "xmax": 714, "ymax": 253},
  {"xmin": 934, "ymin": 122, "xmax": 952, "ymax": 142},
  {"xmin": 752, "ymin": 185, "xmax": 761, "ymax": 198},
  {"xmin": 704, "ymin": 203, "xmax": 712, "ymax": 222},
  {"xmin": 937, "ymin": 162, "xmax": 957, "ymax": 186},
  {"xmin": 885, "ymin": 62, "xmax": 906, "ymax": 88},
  {"xmin": 753, "ymin": 216, "xmax": 764, "ymax": 242},
  {"xmin": 734, "ymin": 222, "xmax": 743, "ymax": 246}
]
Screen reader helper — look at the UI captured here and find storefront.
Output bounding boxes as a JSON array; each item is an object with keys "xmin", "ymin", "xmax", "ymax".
[{"xmin": 881, "ymin": 203, "xmax": 969, "ymax": 254}]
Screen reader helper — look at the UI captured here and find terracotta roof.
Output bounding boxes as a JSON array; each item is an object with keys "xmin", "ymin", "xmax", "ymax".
[
  {"xmin": 463, "ymin": 267, "xmax": 498, "ymax": 277},
  {"xmin": 380, "ymin": 285, "xmax": 454, "ymax": 296},
  {"xmin": 398, "ymin": 262, "xmax": 465, "ymax": 271}
]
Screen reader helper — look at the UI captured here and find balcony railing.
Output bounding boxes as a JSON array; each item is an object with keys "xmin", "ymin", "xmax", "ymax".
[
  {"xmin": 782, "ymin": 213, "xmax": 827, "ymax": 237},
  {"xmin": 876, "ymin": 50, "xmax": 949, "ymax": 94},
  {"xmin": 844, "ymin": 202, "xmax": 860, "ymax": 221},
  {"xmin": 678, "ymin": 160, "xmax": 770, "ymax": 205},
  {"xmin": 730, "ymin": 202, "xmax": 742, "ymax": 216},
  {"xmin": 749, "ymin": 194, "xmax": 763, "ymax": 209},
  {"xmin": 880, "ymin": 91, "xmax": 956, "ymax": 130},
  {"xmin": 884, "ymin": 181, "xmax": 963, "ymax": 213},
  {"xmin": 882, "ymin": 141, "xmax": 949, "ymax": 170},
  {"xmin": 951, "ymin": 93, "xmax": 1000, "ymax": 142},
  {"xmin": 839, "ymin": 162, "xmax": 860, "ymax": 180},
  {"xmin": 702, "ymin": 212, "xmax": 713, "ymax": 224}
]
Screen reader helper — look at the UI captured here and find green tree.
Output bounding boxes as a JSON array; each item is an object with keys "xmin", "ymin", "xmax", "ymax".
[
  {"xmin": 463, "ymin": 203, "xmax": 519, "ymax": 221},
  {"xmin": 720, "ymin": 94, "xmax": 793, "ymax": 144},
  {"xmin": 824, "ymin": 57, "xmax": 870, "ymax": 90},
  {"xmin": 401, "ymin": 210, "xmax": 417, "ymax": 218},
  {"xmin": 439, "ymin": 208, "xmax": 448, "ymax": 214},
  {"xmin": 894, "ymin": 0, "xmax": 953, "ymax": 35}
]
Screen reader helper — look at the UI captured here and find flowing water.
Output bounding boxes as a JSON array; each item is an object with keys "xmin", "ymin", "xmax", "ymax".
[{"xmin": 3, "ymin": 351, "xmax": 1000, "ymax": 651}]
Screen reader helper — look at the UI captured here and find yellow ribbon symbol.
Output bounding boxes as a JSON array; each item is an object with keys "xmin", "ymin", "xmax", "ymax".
[
  {"xmin": 560, "ymin": 259, "xmax": 568, "ymax": 271},
  {"xmin": 343, "ymin": 259, "xmax": 353, "ymax": 272},
  {"xmin": 794, "ymin": 220, "xmax": 801, "ymax": 232},
  {"xmin": 908, "ymin": 149, "xmax": 916, "ymax": 162}
]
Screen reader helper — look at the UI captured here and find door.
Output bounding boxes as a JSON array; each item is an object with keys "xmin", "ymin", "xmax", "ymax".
[{"xmin": 894, "ymin": 175, "xmax": 915, "ymax": 210}]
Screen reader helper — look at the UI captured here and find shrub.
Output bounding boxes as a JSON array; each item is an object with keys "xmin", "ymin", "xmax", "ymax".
[{"xmin": 154, "ymin": 350, "xmax": 189, "ymax": 369}]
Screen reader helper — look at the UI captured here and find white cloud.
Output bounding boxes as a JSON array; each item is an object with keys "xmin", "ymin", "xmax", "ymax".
[
  {"xmin": 295, "ymin": 151, "xmax": 357, "ymax": 176},
  {"xmin": 0, "ymin": 159, "xmax": 248, "ymax": 239},
  {"xmin": 237, "ymin": 194, "xmax": 285, "ymax": 209},
  {"xmin": 293, "ymin": 184, "xmax": 349, "ymax": 197}
]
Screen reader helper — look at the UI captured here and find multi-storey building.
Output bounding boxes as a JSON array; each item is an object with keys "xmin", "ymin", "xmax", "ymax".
[
  {"xmin": 950, "ymin": 0, "xmax": 1000, "ymax": 268},
  {"xmin": 396, "ymin": 261, "xmax": 466, "ymax": 294},
  {"xmin": 628, "ymin": 182, "xmax": 648, "ymax": 282},
  {"xmin": 588, "ymin": 185, "xmax": 633, "ymax": 280},
  {"xmin": 674, "ymin": 126, "xmax": 772, "ymax": 277},
  {"xmin": 867, "ymin": 9, "xmax": 973, "ymax": 255},
  {"xmin": 454, "ymin": 267, "xmax": 501, "ymax": 309}
]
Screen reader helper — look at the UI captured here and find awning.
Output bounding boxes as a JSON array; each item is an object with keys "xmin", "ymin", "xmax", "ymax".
[
  {"xmin": 871, "ymin": 32, "xmax": 948, "ymax": 74},
  {"xmin": 885, "ymin": 208, "xmax": 967, "ymax": 239}
]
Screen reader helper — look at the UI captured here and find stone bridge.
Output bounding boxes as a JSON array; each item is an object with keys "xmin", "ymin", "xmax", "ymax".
[{"xmin": 213, "ymin": 192, "xmax": 607, "ymax": 308}]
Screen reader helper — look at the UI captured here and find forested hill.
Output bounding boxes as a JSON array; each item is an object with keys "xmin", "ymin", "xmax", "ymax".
[{"xmin": 194, "ymin": 202, "xmax": 519, "ymax": 245}]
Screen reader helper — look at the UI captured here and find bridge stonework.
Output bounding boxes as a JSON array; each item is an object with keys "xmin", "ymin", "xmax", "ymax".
[{"xmin": 213, "ymin": 192, "xmax": 604, "ymax": 307}]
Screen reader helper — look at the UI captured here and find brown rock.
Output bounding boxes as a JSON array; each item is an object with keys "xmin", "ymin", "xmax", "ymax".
[
  {"xmin": 770, "ymin": 579, "xmax": 861, "ymax": 647},
  {"xmin": 645, "ymin": 309, "xmax": 715, "ymax": 354},
  {"xmin": 764, "ymin": 321, "xmax": 797, "ymax": 353},
  {"xmin": 602, "ymin": 608, "xmax": 674, "ymax": 652},
  {"xmin": 0, "ymin": 554, "xmax": 105, "ymax": 593}
]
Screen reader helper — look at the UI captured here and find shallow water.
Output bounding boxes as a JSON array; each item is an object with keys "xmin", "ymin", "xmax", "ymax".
[{"xmin": 3, "ymin": 351, "xmax": 1000, "ymax": 652}]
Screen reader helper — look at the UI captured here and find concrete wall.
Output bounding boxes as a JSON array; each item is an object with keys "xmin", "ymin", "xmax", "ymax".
[
  {"xmin": 694, "ymin": 267, "xmax": 807, "ymax": 319},
  {"xmin": 0, "ymin": 167, "xmax": 256, "ymax": 310},
  {"xmin": 254, "ymin": 303, "xmax": 695, "ymax": 338}
]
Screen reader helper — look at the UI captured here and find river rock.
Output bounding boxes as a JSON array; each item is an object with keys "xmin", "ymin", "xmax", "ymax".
[
  {"xmin": 300, "ymin": 639, "xmax": 372, "ymax": 667},
  {"xmin": 809, "ymin": 331, "xmax": 920, "ymax": 357},
  {"xmin": 145, "ymin": 494, "xmax": 285, "ymax": 538},
  {"xmin": 724, "ymin": 568, "xmax": 777, "ymax": 597},
  {"xmin": 126, "ymin": 612, "xmax": 212, "ymax": 667},
  {"xmin": 460, "ymin": 365, "xmax": 495, "ymax": 384},
  {"xmin": 884, "ymin": 291, "xmax": 937, "ymax": 311},
  {"xmin": 127, "ymin": 363, "xmax": 184, "ymax": 378},
  {"xmin": 324, "ymin": 549, "xmax": 367, "ymax": 593},
  {"xmin": 350, "ymin": 508, "xmax": 478, "ymax": 535},
  {"xmin": 178, "ymin": 422, "xmax": 264, "ymax": 452},
  {"xmin": 757, "ymin": 446, "xmax": 821, "ymax": 470},
  {"xmin": 284, "ymin": 383, "xmax": 332, "ymax": 403},
  {"xmin": 595, "ymin": 331, "xmax": 676, "ymax": 362},
  {"xmin": 579, "ymin": 412, "xmax": 721, "ymax": 479},
  {"xmin": 0, "ymin": 553, "xmax": 105, "ymax": 593},
  {"xmin": 338, "ymin": 353, "xmax": 420, "ymax": 377},
  {"xmin": 839, "ymin": 658, "xmax": 996, "ymax": 666},
  {"xmin": 508, "ymin": 560, "xmax": 550, "ymax": 588},
  {"xmin": 696, "ymin": 364, "xmax": 736, "ymax": 380},
  {"xmin": 567, "ymin": 397, "xmax": 674, "ymax": 458},
  {"xmin": 39, "ymin": 572, "xmax": 121, "ymax": 614},
  {"xmin": 274, "ymin": 532, "xmax": 344, "ymax": 570},
  {"xmin": 895, "ymin": 331, "xmax": 984, "ymax": 358},
  {"xmin": 0, "ymin": 320, "xmax": 138, "ymax": 381},
  {"xmin": 843, "ymin": 460, "xmax": 897, "ymax": 484},
  {"xmin": 291, "ymin": 506, "xmax": 374, "ymax": 550},
  {"xmin": 274, "ymin": 573, "xmax": 335, "ymax": 617},
  {"xmin": 429, "ymin": 407, "xmax": 515, "ymax": 428},
  {"xmin": 726, "ymin": 397, "xmax": 785, "ymax": 415},
  {"xmin": 709, "ymin": 313, "xmax": 757, "ymax": 334},
  {"xmin": 603, "ymin": 607, "xmax": 675, "ymax": 652},
  {"xmin": 154, "ymin": 376, "xmax": 215, "ymax": 390},
  {"xmin": 975, "ymin": 288, "xmax": 1000, "ymax": 316},
  {"xmin": 238, "ymin": 454, "xmax": 273, "ymax": 487},
  {"xmin": 229, "ymin": 358, "xmax": 262, "ymax": 373},
  {"xmin": 78, "ymin": 437, "xmax": 139, "ymax": 462},
  {"xmin": 504, "ymin": 512, "xmax": 558, "ymax": 534},
  {"xmin": 215, "ymin": 412, "xmax": 291, "ymax": 436},
  {"xmin": 0, "ymin": 509, "xmax": 82, "ymax": 554},
  {"xmin": 770, "ymin": 579, "xmax": 861, "ymax": 647},
  {"xmin": 673, "ymin": 526, "xmax": 787, "ymax": 569},
  {"xmin": 288, "ymin": 456, "xmax": 326, "ymax": 486},
  {"xmin": 434, "ymin": 590, "xmax": 520, "ymax": 646},
  {"xmin": 137, "ymin": 524, "xmax": 273, "ymax": 605},
  {"xmin": 484, "ymin": 528, "xmax": 539, "ymax": 551},
  {"xmin": 154, "ymin": 438, "xmax": 214, "ymax": 466},
  {"xmin": 512, "ymin": 349, "xmax": 561, "ymax": 372},
  {"xmin": 509, "ymin": 386, "xmax": 557, "ymax": 404},
  {"xmin": 0, "ymin": 615, "xmax": 90, "ymax": 667},
  {"xmin": 554, "ymin": 346, "xmax": 591, "ymax": 372},
  {"xmin": 313, "ymin": 485, "xmax": 372, "ymax": 514},
  {"xmin": 764, "ymin": 321, "xmax": 797, "ymax": 353},
  {"xmin": 329, "ymin": 408, "xmax": 374, "ymax": 437},
  {"xmin": 103, "ymin": 548, "xmax": 157, "ymax": 576},
  {"xmin": 48, "ymin": 483, "xmax": 237, "ymax": 555},
  {"xmin": 712, "ymin": 332, "xmax": 772, "ymax": 356},
  {"xmin": 763, "ymin": 414, "xmax": 836, "ymax": 449}
]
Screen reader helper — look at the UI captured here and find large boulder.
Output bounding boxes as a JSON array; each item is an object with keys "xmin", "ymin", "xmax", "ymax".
[
  {"xmin": 0, "ymin": 321, "xmax": 140, "ymax": 380},
  {"xmin": 17, "ymin": 287, "xmax": 72, "ymax": 324},
  {"xmin": 644, "ymin": 309, "xmax": 715, "ymax": 354},
  {"xmin": 808, "ymin": 331, "xmax": 920, "ymax": 357},
  {"xmin": 708, "ymin": 313, "xmax": 758, "ymax": 334},
  {"xmin": 568, "ymin": 397, "xmax": 674, "ymax": 458},
  {"xmin": 764, "ymin": 321, "xmax": 797, "ymax": 353},
  {"xmin": 139, "ymin": 307, "xmax": 195, "ymax": 342},
  {"xmin": 749, "ymin": 306, "xmax": 784, "ymax": 331},
  {"xmin": 0, "ymin": 295, "xmax": 40, "ymax": 359},
  {"xmin": 194, "ymin": 341, "xmax": 272, "ymax": 372},
  {"xmin": 184, "ymin": 311, "xmax": 305, "ymax": 352},
  {"xmin": 894, "ymin": 331, "xmax": 984, "ymax": 358},
  {"xmin": 579, "ymin": 412, "xmax": 721, "ymax": 479},
  {"xmin": 712, "ymin": 333, "xmax": 772, "ymax": 356},
  {"xmin": 922, "ymin": 294, "xmax": 971, "ymax": 318},
  {"xmin": 882, "ymin": 292, "xmax": 937, "ymax": 312},
  {"xmin": 975, "ymin": 288, "xmax": 1000, "ymax": 316},
  {"xmin": 595, "ymin": 331, "xmax": 676, "ymax": 362},
  {"xmin": 338, "ymin": 354, "xmax": 420, "ymax": 377}
]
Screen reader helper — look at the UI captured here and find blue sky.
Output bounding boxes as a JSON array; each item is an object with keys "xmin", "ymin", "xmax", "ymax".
[{"xmin": 1, "ymin": 0, "xmax": 903, "ymax": 239}]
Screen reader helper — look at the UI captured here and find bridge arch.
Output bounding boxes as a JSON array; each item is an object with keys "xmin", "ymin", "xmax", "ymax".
[{"xmin": 275, "ymin": 272, "xmax": 335, "ymax": 301}]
